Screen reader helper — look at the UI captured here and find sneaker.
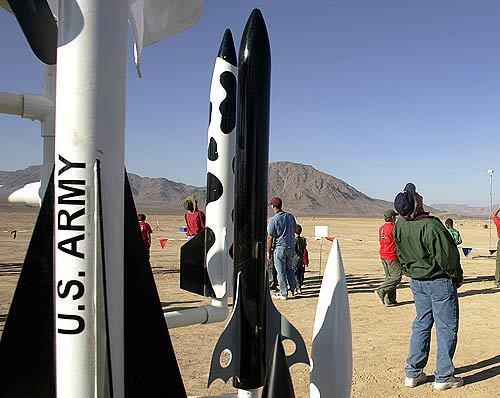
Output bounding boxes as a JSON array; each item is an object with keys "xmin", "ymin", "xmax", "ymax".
[
  {"xmin": 296, "ymin": 287, "xmax": 302, "ymax": 294},
  {"xmin": 433, "ymin": 376, "xmax": 464, "ymax": 391},
  {"xmin": 374, "ymin": 289, "xmax": 385, "ymax": 305},
  {"xmin": 273, "ymin": 293, "xmax": 288, "ymax": 300},
  {"xmin": 385, "ymin": 300, "xmax": 398, "ymax": 307},
  {"xmin": 494, "ymin": 282, "xmax": 500, "ymax": 289},
  {"xmin": 405, "ymin": 372, "xmax": 427, "ymax": 388}
]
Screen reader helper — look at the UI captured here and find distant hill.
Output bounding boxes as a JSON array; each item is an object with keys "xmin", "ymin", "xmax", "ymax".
[
  {"xmin": 268, "ymin": 162, "xmax": 392, "ymax": 215},
  {"xmin": 431, "ymin": 204, "xmax": 495, "ymax": 218},
  {"xmin": 0, "ymin": 162, "xmax": 399, "ymax": 216}
]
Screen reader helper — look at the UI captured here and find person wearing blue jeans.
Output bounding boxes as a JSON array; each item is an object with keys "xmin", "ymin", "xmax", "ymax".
[
  {"xmin": 273, "ymin": 246, "xmax": 297, "ymax": 298},
  {"xmin": 406, "ymin": 278, "xmax": 459, "ymax": 384},
  {"xmin": 394, "ymin": 183, "xmax": 464, "ymax": 391},
  {"xmin": 266, "ymin": 196, "xmax": 299, "ymax": 299}
]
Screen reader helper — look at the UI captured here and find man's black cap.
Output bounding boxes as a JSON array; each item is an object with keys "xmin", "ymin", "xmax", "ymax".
[
  {"xmin": 394, "ymin": 182, "xmax": 417, "ymax": 216},
  {"xmin": 404, "ymin": 183, "xmax": 416, "ymax": 195}
]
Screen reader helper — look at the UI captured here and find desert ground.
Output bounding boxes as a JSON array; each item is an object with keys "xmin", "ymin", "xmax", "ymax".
[{"xmin": 1, "ymin": 210, "xmax": 499, "ymax": 397}]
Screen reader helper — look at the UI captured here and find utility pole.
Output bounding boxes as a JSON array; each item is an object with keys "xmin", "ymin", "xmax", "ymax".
[{"xmin": 488, "ymin": 169, "xmax": 494, "ymax": 249}]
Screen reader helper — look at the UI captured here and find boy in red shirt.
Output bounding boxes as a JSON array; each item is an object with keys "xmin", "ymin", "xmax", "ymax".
[
  {"xmin": 138, "ymin": 213, "xmax": 153, "ymax": 258},
  {"xmin": 492, "ymin": 207, "xmax": 500, "ymax": 288},
  {"xmin": 375, "ymin": 209, "xmax": 403, "ymax": 306},
  {"xmin": 184, "ymin": 196, "xmax": 206, "ymax": 238}
]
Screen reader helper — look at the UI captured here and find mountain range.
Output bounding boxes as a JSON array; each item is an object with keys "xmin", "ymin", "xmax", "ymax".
[{"xmin": 0, "ymin": 161, "xmax": 461, "ymax": 217}]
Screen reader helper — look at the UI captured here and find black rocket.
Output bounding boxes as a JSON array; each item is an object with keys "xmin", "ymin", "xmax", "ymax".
[{"xmin": 208, "ymin": 9, "xmax": 309, "ymax": 392}]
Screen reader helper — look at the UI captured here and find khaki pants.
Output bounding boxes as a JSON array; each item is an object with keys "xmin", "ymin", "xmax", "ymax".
[{"xmin": 378, "ymin": 259, "xmax": 403, "ymax": 303}]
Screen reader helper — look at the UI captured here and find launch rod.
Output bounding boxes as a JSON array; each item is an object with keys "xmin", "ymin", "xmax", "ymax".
[{"xmin": 54, "ymin": 0, "xmax": 128, "ymax": 396}]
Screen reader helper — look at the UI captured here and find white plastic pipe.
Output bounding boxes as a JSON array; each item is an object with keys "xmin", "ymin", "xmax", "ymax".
[
  {"xmin": 0, "ymin": 182, "xmax": 41, "ymax": 206},
  {"xmin": 164, "ymin": 297, "xmax": 229, "ymax": 329},
  {"xmin": 0, "ymin": 92, "xmax": 53, "ymax": 121},
  {"xmin": 40, "ymin": 65, "xmax": 56, "ymax": 198},
  {"xmin": 0, "ymin": 92, "xmax": 23, "ymax": 116}
]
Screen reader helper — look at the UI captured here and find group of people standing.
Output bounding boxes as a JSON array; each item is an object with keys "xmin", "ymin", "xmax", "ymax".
[
  {"xmin": 266, "ymin": 196, "xmax": 308, "ymax": 300},
  {"xmin": 373, "ymin": 182, "xmax": 500, "ymax": 392}
]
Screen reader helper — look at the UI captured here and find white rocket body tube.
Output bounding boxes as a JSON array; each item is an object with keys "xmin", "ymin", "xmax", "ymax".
[
  {"xmin": 205, "ymin": 30, "xmax": 237, "ymax": 299},
  {"xmin": 54, "ymin": 0, "xmax": 128, "ymax": 396}
]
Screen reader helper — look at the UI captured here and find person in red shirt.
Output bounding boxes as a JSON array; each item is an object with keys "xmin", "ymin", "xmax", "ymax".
[
  {"xmin": 492, "ymin": 207, "xmax": 500, "ymax": 288},
  {"xmin": 184, "ymin": 196, "xmax": 206, "ymax": 238},
  {"xmin": 374, "ymin": 209, "xmax": 403, "ymax": 306},
  {"xmin": 138, "ymin": 213, "xmax": 153, "ymax": 258}
]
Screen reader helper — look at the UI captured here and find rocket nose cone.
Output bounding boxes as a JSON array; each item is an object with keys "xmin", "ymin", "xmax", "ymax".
[
  {"xmin": 239, "ymin": 8, "xmax": 270, "ymax": 63},
  {"xmin": 218, "ymin": 29, "xmax": 237, "ymax": 66}
]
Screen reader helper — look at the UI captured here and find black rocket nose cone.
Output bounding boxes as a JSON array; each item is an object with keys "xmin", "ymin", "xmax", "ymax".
[
  {"xmin": 218, "ymin": 29, "xmax": 237, "ymax": 67},
  {"xmin": 239, "ymin": 8, "xmax": 270, "ymax": 64}
]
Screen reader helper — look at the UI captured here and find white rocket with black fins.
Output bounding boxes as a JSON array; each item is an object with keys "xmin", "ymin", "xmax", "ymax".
[
  {"xmin": 0, "ymin": 0, "xmax": 187, "ymax": 396},
  {"xmin": 180, "ymin": 29, "xmax": 237, "ymax": 299},
  {"xmin": 310, "ymin": 239, "xmax": 353, "ymax": 398}
]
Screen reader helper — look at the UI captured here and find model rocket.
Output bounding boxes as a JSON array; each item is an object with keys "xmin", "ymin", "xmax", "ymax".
[
  {"xmin": 180, "ymin": 29, "xmax": 237, "ymax": 299},
  {"xmin": 0, "ymin": 0, "xmax": 186, "ymax": 396},
  {"xmin": 208, "ymin": 9, "xmax": 309, "ymax": 393},
  {"xmin": 310, "ymin": 239, "xmax": 353, "ymax": 398},
  {"xmin": 3, "ymin": 0, "xmax": 57, "ymax": 64}
]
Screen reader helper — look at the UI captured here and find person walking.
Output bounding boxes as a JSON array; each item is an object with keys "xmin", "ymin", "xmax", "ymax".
[
  {"xmin": 266, "ymin": 196, "xmax": 299, "ymax": 299},
  {"xmin": 393, "ymin": 183, "xmax": 464, "ymax": 391},
  {"xmin": 492, "ymin": 207, "xmax": 500, "ymax": 289},
  {"xmin": 374, "ymin": 209, "xmax": 403, "ymax": 306},
  {"xmin": 138, "ymin": 213, "xmax": 153, "ymax": 258}
]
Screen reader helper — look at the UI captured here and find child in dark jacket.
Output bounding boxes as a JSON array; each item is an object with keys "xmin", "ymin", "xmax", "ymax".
[{"xmin": 293, "ymin": 224, "xmax": 307, "ymax": 290}]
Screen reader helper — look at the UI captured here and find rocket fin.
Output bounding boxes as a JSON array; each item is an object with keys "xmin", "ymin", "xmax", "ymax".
[
  {"xmin": 123, "ymin": 174, "xmax": 186, "ymax": 397},
  {"xmin": 266, "ymin": 277, "xmax": 309, "ymax": 368},
  {"xmin": 207, "ymin": 272, "xmax": 242, "ymax": 387},
  {"xmin": 0, "ymin": 172, "xmax": 55, "ymax": 397},
  {"xmin": 261, "ymin": 335, "xmax": 295, "ymax": 398},
  {"xmin": 179, "ymin": 227, "xmax": 215, "ymax": 297},
  {"xmin": 309, "ymin": 239, "xmax": 352, "ymax": 398},
  {"xmin": 7, "ymin": 0, "xmax": 57, "ymax": 64}
]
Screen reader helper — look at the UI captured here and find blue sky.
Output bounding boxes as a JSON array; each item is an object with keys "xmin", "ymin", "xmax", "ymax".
[{"xmin": 1, "ymin": 0, "xmax": 499, "ymax": 205}]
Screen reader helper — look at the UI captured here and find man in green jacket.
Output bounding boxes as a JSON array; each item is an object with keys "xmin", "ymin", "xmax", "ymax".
[{"xmin": 393, "ymin": 183, "xmax": 464, "ymax": 391}]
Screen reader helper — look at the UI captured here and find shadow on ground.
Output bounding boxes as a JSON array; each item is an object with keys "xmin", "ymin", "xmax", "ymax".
[
  {"xmin": 0, "ymin": 263, "xmax": 22, "ymax": 276},
  {"xmin": 456, "ymin": 355, "xmax": 500, "ymax": 385}
]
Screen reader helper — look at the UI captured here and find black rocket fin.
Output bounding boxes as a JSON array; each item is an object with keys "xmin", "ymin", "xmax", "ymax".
[
  {"xmin": 261, "ymin": 335, "xmax": 295, "ymax": 398},
  {"xmin": 207, "ymin": 272, "xmax": 242, "ymax": 387},
  {"xmin": 179, "ymin": 227, "xmax": 215, "ymax": 297},
  {"xmin": 7, "ymin": 0, "xmax": 57, "ymax": 64},
  {"xmin": 123, "ymin": 173, "xmax": 186, "ymax": 397},
  {"xmin": 0, "ymin": 172, "xmax": 55, "ymax": 397},
  {"xmin": 265, "ymin": 273, "xmax": 309, "ymax": 368},
  {"xmin": 94, "ymin": 161, "xmax": 113, "ymax": 398}
]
